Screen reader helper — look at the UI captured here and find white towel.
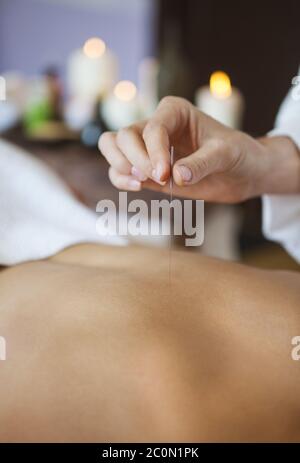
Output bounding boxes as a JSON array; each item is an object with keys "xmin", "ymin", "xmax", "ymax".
[{"xmin": 0, "ymin": 139, "xmax": 127, "ymax": 266}]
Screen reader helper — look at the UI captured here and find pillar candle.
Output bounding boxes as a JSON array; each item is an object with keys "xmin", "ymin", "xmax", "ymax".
[
  {"xmin": 101, "ymin": 80, "xmax": 141, "ymax": 131},
  {"xmin": 195, "ymin": 71, "xmax": 244, "ymax": 129},
  {"xmin": 67, "ymin": 38, "xmax": 118, "ymax": 102}
]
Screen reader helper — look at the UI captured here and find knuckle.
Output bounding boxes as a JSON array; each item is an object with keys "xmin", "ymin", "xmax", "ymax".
[
  {"xmin": 115, "ymin": 157, "xmax": 130, "ymax": 174},
  {"xmin": 116, "ymin": 126, "xmax": 133, "ymax": 146},
  {"xmin": 98, "ymin": 131, "xmax": 112, "ymax": 152},
  {"xmin": 208, "ymin": 137, "xmax": 227, "ymax": 152},
  {"xmin": 208, "ymin": 138, "xmax": 232, "ymax": 166},
  {"xmin": 194, "ymin": 157, "xmax": 209, "ymax": 175},
  {"xmin": 142, "ymin": 121, "xmax": 168, "ymax": 145},
  {"xmin": 159, "ymin": 95, "xmax": 175, "ymax": 106},
  {"xmin": 159, "ymin": 95, "xmax": 177, "ymax": 106},
  {"xmin": 142, "ymin": 120, "xmax": 159, "ymax": 139},
  {"xmin": 127, "ymin": 123, "xmax": 138, "ymax": 132},
  {"xmin": 159, "ymin": 95, "xmax": 188, "ymax": 108},
  {"xmin": 217, "ymin": 137, "xmax": 236, "ymax": 166}
]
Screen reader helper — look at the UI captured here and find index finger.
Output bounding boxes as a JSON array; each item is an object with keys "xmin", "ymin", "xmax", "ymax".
[{"xmin": 142, "ymin": 96, "xmax": 190, "ymax": 183}]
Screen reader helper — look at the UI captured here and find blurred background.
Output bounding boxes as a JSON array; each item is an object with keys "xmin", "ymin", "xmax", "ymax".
[{"xmin": 0, "ymin": 0, "xmax": 299, "ymax": 269}]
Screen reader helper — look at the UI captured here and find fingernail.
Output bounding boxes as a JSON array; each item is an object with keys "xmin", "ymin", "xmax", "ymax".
[
  {"xmin": 152, "ymin": 164, "xmax": 167, "ymax": 185},
  {"xmin": 131, "ymin": 166, "xmax": 147, "ymax": 181},
  {"xmin": 177, "ymin": 165, "xmax": 192, "ymax": 182},
  {"xmin": 128, "ymin": 179, "xmax": 141, "ymax": 190},
  {"xmin": 151, "ymin": 169, "xmax": 166, "ymax": 186},
  {"xmin": 152, "ymin": 163, "xmax": 164, "ymax": 182}
]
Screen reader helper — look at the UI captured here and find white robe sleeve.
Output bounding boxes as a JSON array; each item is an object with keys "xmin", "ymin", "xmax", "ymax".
[{"xmin": 262, "ymin": 68, "xmax": 300, "ymax": 263}]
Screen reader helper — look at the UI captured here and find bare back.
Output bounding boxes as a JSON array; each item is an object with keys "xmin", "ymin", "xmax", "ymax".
[{"xmin": 0, "ymin": 244, "xmax": 299, "ymax": 442}]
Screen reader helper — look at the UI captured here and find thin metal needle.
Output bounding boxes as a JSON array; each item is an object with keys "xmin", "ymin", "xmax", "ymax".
[{"xmin": 169, "ymin": 146, "xmax": 174, "ymax": 292}]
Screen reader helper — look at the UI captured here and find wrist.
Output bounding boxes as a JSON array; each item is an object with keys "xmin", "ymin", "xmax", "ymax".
[{"xmin": 256, "ymin": 136, "xmax": 300, "ymax": 195}]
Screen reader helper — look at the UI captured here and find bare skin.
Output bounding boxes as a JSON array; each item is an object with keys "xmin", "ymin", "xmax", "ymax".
[{"xmin": 0, "ymin": 243, "xmax": 299, "ymax": 442}]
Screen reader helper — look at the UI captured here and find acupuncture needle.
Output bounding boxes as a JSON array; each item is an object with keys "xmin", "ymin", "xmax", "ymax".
[
  {"xmin": 169, "ymin": 146, "xmax": 174, "ymax": 292},
  {"xmin": 170, "ymin": 146, "xmax": 174, "ymax": 202}
]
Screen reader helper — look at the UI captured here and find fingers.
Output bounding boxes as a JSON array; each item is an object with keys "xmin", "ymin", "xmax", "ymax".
[
  {"xmin": 99, "ymin": 132, "xmax": 132, "ymax": 175},
  {"xmin": 115, "ymin": 126, "xmax": 152, "ymax": 181},
  {"xmin": 108, "ymin": 167, "xmax": 141, "ymax": 191},
  {"xmin": 142, "ymin": 122, "xmax": 170, "ymax": 183},
  {"xmin": 142, "ymin": 96, "xmax": 190, "ymax": 183},
  {"xmin": 99, "ymin": 125, "xmax": 156, "ymax": 184},
  {"xmin": 99, "ymin": 132, "xmax": 142, "ymax": 191},
  {"xmin": 173, "ymin": 139, "xmax": 233, "ymax": 186},
  {"xmin": 99, "ymin": 96, "xmax": 193, "ymax": 191}
]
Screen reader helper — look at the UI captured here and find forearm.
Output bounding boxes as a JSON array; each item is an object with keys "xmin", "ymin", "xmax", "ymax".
[{"xmin": 258, "ymin": 136, "xmax": 300, "ymax": 195}]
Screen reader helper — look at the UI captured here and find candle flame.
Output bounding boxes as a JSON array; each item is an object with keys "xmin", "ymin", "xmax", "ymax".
[
  {"xmin": 83, "ymin": 37, "xmax": 106, "ymax": 59},
  {"xmin": 114, "ymin": 81, "xmax": 137, "ymax": 102},
  {"xmin": 210, "ymin": 71, "xmax": 232, "ymax": 99}
]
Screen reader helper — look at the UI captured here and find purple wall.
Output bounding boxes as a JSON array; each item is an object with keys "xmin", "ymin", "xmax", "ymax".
[{"xmin": 0, "ymin": 0, "xmax": 156, "ymax": 84}]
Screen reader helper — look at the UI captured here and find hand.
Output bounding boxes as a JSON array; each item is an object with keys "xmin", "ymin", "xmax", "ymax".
[{"xmin": 99, "ymin": 96, "xmax": 300, "ymax": 203}]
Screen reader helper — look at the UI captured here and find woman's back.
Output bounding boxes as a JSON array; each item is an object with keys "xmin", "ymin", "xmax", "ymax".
[{"xmin": 0, "ymin": 244, "xmax": 299, "ymax": 442}]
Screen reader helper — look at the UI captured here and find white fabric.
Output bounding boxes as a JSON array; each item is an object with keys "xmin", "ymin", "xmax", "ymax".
[
  {"xmin": 0, "ymin": 140, "xmax": 127, "ymax": 265},
  {"xmin": 262, "ymin": 67, "xmax": 300, "ymax": 263}
]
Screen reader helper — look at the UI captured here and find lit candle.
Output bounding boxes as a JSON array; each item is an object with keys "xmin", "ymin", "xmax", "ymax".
[
  {"xmin": 101, "ymin": 80, "xmax": 141, "ymax": 130},
  {"xmin": 67, "ymin": 37, "xmax": 118, "ymax": 102},
  {"xmin": 195, "ymin": 71, "xmax": 244, "ymax": 129}
]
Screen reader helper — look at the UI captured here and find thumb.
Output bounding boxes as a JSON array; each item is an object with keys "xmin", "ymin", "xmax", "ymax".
[{"xmin": 173, "ymin": 140, "xmax": 231, "ymax": 186}]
